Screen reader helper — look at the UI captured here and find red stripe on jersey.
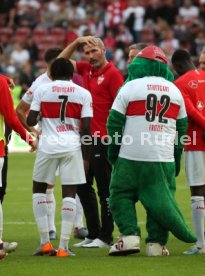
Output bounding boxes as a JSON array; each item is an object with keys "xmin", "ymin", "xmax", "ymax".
[
  {"xmin": 41, "ymin": 102, "xmax": 82, "ymax": 119},
  {"xmin": 126, "ymin": 100, "xmax": 180, "ymax": 119}
]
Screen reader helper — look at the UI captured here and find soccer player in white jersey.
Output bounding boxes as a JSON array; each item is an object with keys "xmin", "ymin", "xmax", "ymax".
[
  {"xmin": 27, "ymin": 58, "xmax": 92, "ymax": 257},
  {"xmin": 16, "ymin": 48, "xmax": 88, "ymax": 240},
  {"xmin": 107, "ymin": 45, "xmax": 196, "ymax": 257}
]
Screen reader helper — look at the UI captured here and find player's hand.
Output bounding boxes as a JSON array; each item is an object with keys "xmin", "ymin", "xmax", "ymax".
[
  {"xmin": 8, "ymin": 78, "xmax": 15, "ymax": 89},
  {"xmin": 83, "ymin": 159, "xmax": 90, "ymax": 175},
  {"xmin": 32, "ymin": 129, "xmax": 41, "ymax": 139},
  {"xmin": 29, "ymin": 139, "xmax": 38, "ymax": 152}
]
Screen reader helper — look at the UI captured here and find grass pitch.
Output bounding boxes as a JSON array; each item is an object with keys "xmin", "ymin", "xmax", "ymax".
[{"xmin": 0, "ymin": 153, "xmax": 204, "ymax": 275}]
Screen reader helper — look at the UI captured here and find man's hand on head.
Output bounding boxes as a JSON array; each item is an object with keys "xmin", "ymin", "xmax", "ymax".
[{"xmin": 77, "ymin": 36, "xmax": 98, "ymax": 47}]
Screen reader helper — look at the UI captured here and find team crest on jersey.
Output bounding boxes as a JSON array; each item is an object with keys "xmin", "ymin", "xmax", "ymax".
[
  {"xmin": 188, "ymin": 80, "xmax": 198, "ymax": 88},
  {"xmin": 196, "ymin": 101, "xmax": 204, "ymax": 110},
  {"xmin": 97, "ymin": 75, "xmax": 104, "ymax": 85},
  {"xmin": 26, "ymin": 90, "xmax": 32, "ymax": 95}
]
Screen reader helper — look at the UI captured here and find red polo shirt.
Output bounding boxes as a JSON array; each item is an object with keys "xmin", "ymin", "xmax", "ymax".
[
  {"xmin": 76, "ymin": 61, "xmax": 124, "ymax": 137},
  {"xmin": 174, "ymin": 69, "xmax": 205, "ymax": 151},
  {"xmin": 0, "ymin": 76, "xmax": 33, "ymax": 156}
]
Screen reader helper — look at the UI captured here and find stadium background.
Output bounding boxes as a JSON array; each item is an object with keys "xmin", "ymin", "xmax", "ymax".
[
  {"xmin": 0, "ymin": 1, "xmax": 205, "ymax": 273},
  {"xmin": 1, "ymin": 0, "xmax": 205, "ymax": 151}
]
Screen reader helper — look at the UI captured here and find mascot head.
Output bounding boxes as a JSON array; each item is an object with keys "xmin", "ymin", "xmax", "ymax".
[
  {"xmin": 127, "ymin": 45, "xmax": 174, "ymax": 83},
  {"xmin": 136, "ymin": 45, "xmax": 168, "ymax": 64}
]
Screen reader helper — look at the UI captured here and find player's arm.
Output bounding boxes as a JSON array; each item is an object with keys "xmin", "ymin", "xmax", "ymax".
[
  {"xmin": 0, "ymin": 79, "xmax": 35, "ymax": 150},
  {"xmin": 27, "ymin": 110, "xmax": 40, "ymax": 127},
  {"xmin": 58, "ymin": 36, "xmax": 98, "ymax": 73},
  {"xmin": 0, "ymin": 74, "xmax": 15, "ymax": 89},
  {"xmin": 26, "ymin": 87, "xmax": 41, "ymax": 127},
  {"xmin": 176, "ymin": 83, "xmax": 205, "ymax": 129},
  {"xmin": 16, "ymin": 100, "xmax": 39, "ymax": 137}
]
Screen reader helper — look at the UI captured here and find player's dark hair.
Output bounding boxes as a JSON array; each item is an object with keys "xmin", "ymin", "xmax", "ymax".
[
  {"xmin": 50, "ymin": 58, "xmax": 74, "ymax": 80},
  {"xmin": 171, "ymin": 49, "xmax": 191, "ymax": 64},
  {"xmin": 44, "ymin": 48, "xmax": 62, "ymax": 63}
]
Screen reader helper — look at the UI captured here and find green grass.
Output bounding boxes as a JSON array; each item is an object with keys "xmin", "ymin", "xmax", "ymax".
[{"xmin": 0, "ymin": 153, "xmax": 203, "ymax": 275}]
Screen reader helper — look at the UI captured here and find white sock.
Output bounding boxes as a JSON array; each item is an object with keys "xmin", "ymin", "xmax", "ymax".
[
  {"xmin": 59, "ymin": 197, "xmax": 76, "ymax": 251},
  {"xmin": 0, "ymin": 202, "xmax": 3, "ymax": 244},
  {"xmin": 74, "ymin": 194, "xmax": 84, "ymax": 229},
  {"xmin": 33, "ymin": 193, "xmax": 49, "ymax": 245},
  {"xmin": 46, "ymin": 188, "xmax": 56, "ymax": 232},
  {"xmin": 191, "ymin": 196, "xmax": 205, "ymax": 248}
]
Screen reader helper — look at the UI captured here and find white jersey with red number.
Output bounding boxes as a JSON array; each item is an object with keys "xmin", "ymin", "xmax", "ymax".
[
  {"xmin": 112, "ymin": 76, "xmax": 187, "ymax": 162},
  {"xmin": 30, "ymin": 80, "xmax": 93, "ymax": 154},
  {"xmin": 22, "ymin": 72, "xmax": 51, "ymax": 105}
]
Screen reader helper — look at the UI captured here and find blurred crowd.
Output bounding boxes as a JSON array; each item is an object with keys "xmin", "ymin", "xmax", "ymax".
[{"xmin": 1, "ymin": 0, "xmax": 205, "ymax": 101}]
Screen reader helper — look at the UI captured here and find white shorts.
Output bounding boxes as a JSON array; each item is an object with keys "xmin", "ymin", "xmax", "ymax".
[
  {"xmin": 0, "ymin": 157, "xmax": 4, "ymax": 188},
  {"xmin": 184, "ymin": 151, "xmax": 205, "ymax": 186},
  {"xmin": 33, "ymin": 150, "xmax": 86, "ymax": 185}
]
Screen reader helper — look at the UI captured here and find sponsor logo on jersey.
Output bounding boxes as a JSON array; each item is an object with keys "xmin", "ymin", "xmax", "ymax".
[
  {"xmin": 26, "ymin": 90, "xmax": 33, "ymax": 95},
  {"xmin": 196, "ymin": 206, "xmax": 205, "ymax": 210},
  {"xmin": 97, "ymin": 75, "xmax": 104, "ymax": 85},
  {"xmin": 38, "ymin": 201, "xmax": 47, "ymax": 204},
  {"xmin": 188, "ymin": 80, "xmax": 198, "ymax": 88},
  {"xmin": 62, "ymin": 208, "xmax": 74, "ymax": 211},
  {"xmin": 196, "ymin": 101, "xmax": 204, "ymax": 110}
]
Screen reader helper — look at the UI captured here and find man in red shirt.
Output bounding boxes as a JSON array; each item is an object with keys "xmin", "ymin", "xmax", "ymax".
[
  {"xmin": 172, "ymin": 49, "xmax": 205, "ymax": 255},
  {"xmin": 0, "ymin": 75, "xmax": 36, "ymax": 260},
  {"xmin": 0, "ymin": 45, "xmax": 15, "ymax": 205},
  {"xmin": 59, "ymin": 36, "xmax": 124, "ymax": 248}
]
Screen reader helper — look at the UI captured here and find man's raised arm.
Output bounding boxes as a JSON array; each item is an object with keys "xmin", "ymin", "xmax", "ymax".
[{"xmin": 58, "ymin": 36, "xmax": 98, "ymax": 72}]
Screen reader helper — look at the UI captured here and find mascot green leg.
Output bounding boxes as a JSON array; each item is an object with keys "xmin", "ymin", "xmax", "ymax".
[
  {"xmin": 110, "ymin": 158, "xmax": 196, "ymax": 244},
  {"xmin": 109, "ymin": 159, "xmax": 141, "ymax": 236}
]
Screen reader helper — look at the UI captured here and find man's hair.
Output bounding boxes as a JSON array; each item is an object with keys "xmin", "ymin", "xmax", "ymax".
[
  {"xmin": 200, "ymin": 48, "xmax": 205, "ymax": 55},
  {"xmin": 171, "ymin": 49, "xmax": 191, "ymax": 64},
  {"xmin": 129, "ymin": 43, "xmax": 149, "ymax": 51},
  {"xmin": 82, "ymin": 37, "xmax": 105, "ymax": 51},
  {"xmin": 44, "ymin": 48, "xmax": 62, "ymax": 63},
  {"xmin": 96, "ymin": 38, "xmax": 105, "ymax": 50},
  {"xmin": 50, "ymin": 58, "xmax": 74, "ymax": 80}
]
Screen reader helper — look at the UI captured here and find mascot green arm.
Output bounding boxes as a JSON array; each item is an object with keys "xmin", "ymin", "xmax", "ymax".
[
  {"xmin": 174, "ymin": 117, "xmax": 188, "ymax": 176},
  {"xmin": 107, "ymin": 109, "xmax": 126, "ymax": 165}
]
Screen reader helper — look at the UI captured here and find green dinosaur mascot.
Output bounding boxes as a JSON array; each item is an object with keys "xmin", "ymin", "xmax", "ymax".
[{"xmin": 107, "ymin": 45, "xmax": 196, "ymax": 257}]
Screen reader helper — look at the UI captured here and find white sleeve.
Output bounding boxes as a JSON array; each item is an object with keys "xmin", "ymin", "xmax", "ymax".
[
  {"xmin": 111, "ymin": 85, "xmax": 128, "ymax": 115},
  {"xmin": 30, "ymin": 87, "xmax": 41, "ymax": 112},
  {"xmin": 81, "ymin": 90, "xmax": 93, "ymax": 118},
  {"xmin": 22, "ymin": 79, "xmax": 38, "ymax": 105}
]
